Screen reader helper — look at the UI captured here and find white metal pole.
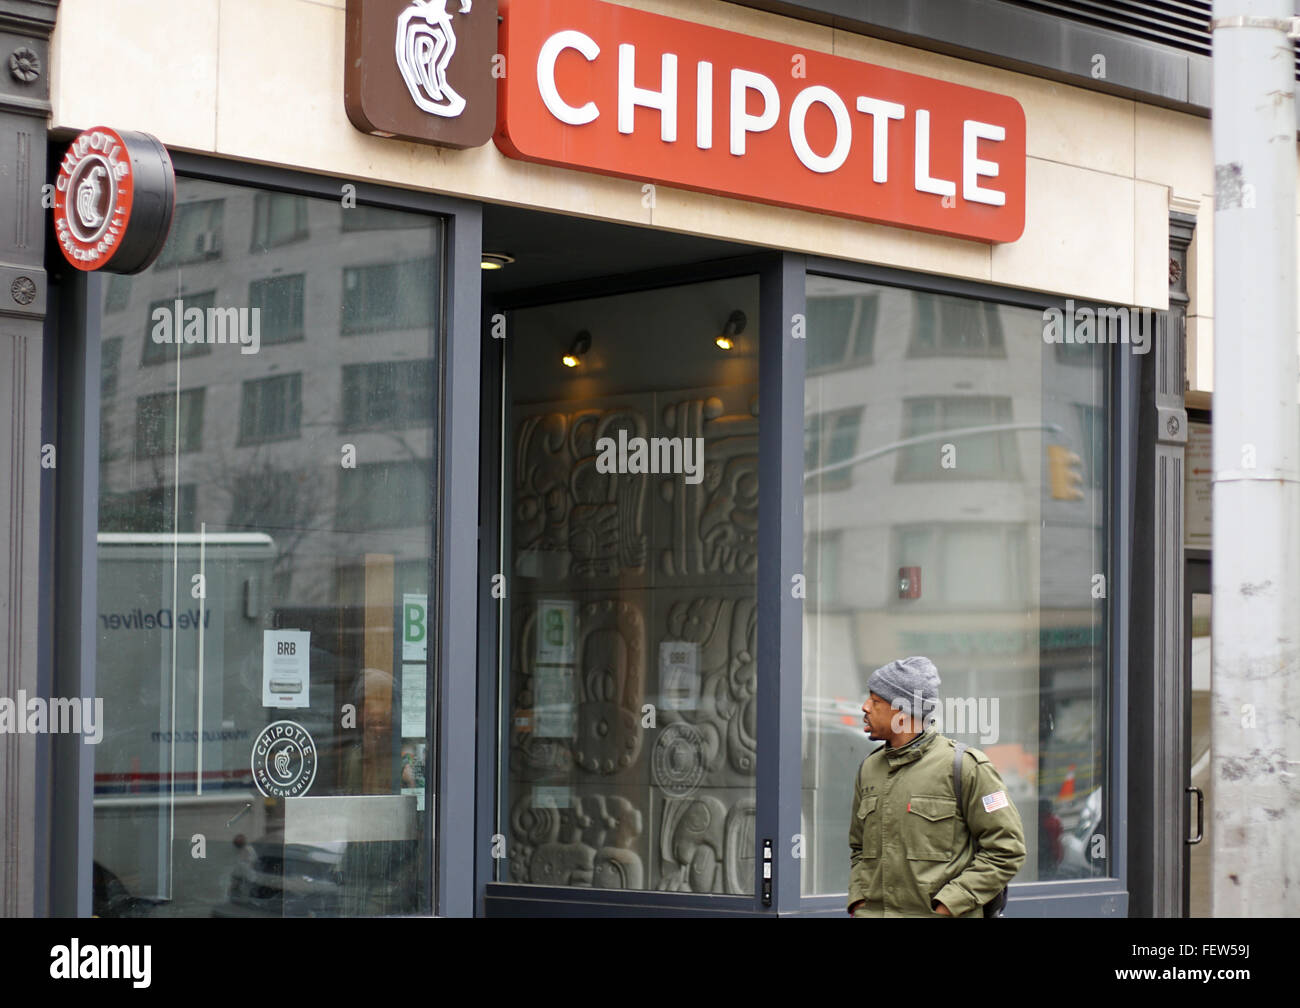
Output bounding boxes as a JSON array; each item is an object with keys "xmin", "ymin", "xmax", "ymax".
[{"xmin": 1210, "ymin": 0, "xmax": 1300, "ymax": 915}]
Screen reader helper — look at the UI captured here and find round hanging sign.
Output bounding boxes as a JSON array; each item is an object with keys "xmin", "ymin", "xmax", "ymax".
[{"xmin": 52, "ymin": 125, "xmax": 175, "ymax": 274}]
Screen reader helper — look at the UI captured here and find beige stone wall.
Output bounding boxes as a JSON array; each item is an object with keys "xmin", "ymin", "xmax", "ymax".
[{"xmin": 51, "ymin": 0, "xmax": 1237, "ymax": 344}]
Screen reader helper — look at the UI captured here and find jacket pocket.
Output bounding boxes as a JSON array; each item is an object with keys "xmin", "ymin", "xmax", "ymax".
[
  {"xmin": 903, "ymin": 794, "xmax": 957, "ymax": 861},
  {"xmin": 856, "ymin": 794, "xmax": 880, "ymax": 858}
]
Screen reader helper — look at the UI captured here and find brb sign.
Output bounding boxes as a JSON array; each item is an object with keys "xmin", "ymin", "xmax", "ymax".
[{"xmin": 346, "ymin": 0, "xmax": 1026, "ymax": 243}]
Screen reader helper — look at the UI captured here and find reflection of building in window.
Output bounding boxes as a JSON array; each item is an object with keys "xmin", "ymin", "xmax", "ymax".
[
  {"xmin": 1053, "ymin": 339, "xmax": 1094, "ymax": 366},
  {"xmin": 806, "ymin": 294, "xmax": 876, "ymax": 371},
  {"xmin": 101, "ymin": 338, "xmax": 122, "ymax": 400},
  {"xmin": 341, "ymin": 359, "xmax": 435, "ymax": 431},
  {"xmin": 804, "ymin": 407, "xmax": 862, "ymax": 492},
  {"xmin": 135, "ymin": 388, "xmax": 205, "ymax": 457},
  {"xmin": 156, "ymin": 198, "xmax": 223, "ymax": 267},
  {"xmin": 897, "ymin": 396, "xmax": 1020, "ymax": 480},
  {"xmin": 239, "ymin": 373, "xmax": 302, "ymax": 445},
  {"xmin": 141, "ymin": 291, "xmax": 215, "ymax": 366},
  {"xmin": 104, "ymin": 275, "xmax": 131, "ymax": 313},
  {"xmin": 249, "ymin": 274, "xmax": 305, "ymax": 345},
  {"xmin": 341, "ymin": 204, "xmax": 429, "ymax": 232},
  {"xmin": 100, "ymin": 483, "xmax": 198, "ymax": 533},
  {"xmin": 229, "ymin": 470, "xmax": 311, "ymax": 533},
  {"xmin": 1074, "ymin": 404, "xmax": 1105, "ymax": 488},
  {"xmin": 908, "ymin": 291, "xmax": 1006, "ymax": 357},
  {"xmin": 337, "ymin": 460, "xmax": 432, "ymax": 530},
  {"xmin": 803, "ymin": 530, "xmax": 842, "ymax": 606},
  {"xmin": 895, "ymin": 523, "xmax": 1028, "ymax": 607},
  {"xmin": 341, "ymin": 258, "xmax": 437, "ymax": 334},
  {"xmin": 251, "ymin": 192, "xmax": 309, "ymax": 249},
  {"xmin": 99, "ymin": 415, "xmax": 114, "ymax": 465}
]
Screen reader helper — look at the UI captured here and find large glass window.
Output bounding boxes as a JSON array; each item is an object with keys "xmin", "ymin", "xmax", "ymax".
[
  {"xmin": 249, "ymin": 274, "xmax": 306, "ymax": 346},
  {"xmin": 155, "ymin": 198, "xmax": 223, "ymax": 268},
  {"xmin": 238, "ymin": 374, "xmax": 302, "ymax": 445},
  {"xmin": 341, "ymin": 258, "xmax": 437, "ymax": 334},
  {"xmin": 135, "ymin": 388, "xmax": 205, "ymax": 457},
  {"xmin": 497, "ymin": 276, "xmax": 759, "ymax": 894},
  {"xmin": 92, "ymin": 177, "xmax": 443, "ymax": 918},
  {"xmin": 251, "ymin": 193, "xmax": 309, "ymax": 249},
  {"xmin": 801, "ymin": 275, "xmax": 1109, "ymax": 895}
]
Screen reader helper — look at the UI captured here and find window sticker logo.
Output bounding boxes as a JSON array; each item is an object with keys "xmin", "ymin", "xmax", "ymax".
[
  {"xmin": 251, "ymin": 720, "xmax": 318, "ymax": 799},
  {"xmin": 396, "ymin": 0, "xmax": 473, "ymax": 118}
]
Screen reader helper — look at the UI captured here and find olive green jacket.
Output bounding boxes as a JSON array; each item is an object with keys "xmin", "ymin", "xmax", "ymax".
[{"xmin": 847, "ymin": 729, "xmax": 1026, "ymax": 917}]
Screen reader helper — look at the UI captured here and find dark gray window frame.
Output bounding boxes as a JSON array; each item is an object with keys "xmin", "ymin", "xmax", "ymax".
[{"xmin": 47, "ymin": 152, "xmax": 483, "ymax": 920}]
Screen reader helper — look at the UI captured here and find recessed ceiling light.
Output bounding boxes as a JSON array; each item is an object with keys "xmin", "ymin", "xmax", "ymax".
[{"xmin": 481, "ymin": 252, "xmax": 515, "ymax": 270}]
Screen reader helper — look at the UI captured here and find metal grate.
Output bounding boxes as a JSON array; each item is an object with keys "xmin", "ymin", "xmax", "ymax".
[{"xmin": 1001, "ymin": 0, "xmax": 1300, "ymax": 76}]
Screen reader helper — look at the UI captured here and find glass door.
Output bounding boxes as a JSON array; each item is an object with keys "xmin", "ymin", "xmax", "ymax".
[{"xmin": 490, "ymin": 273, "xmax": 761, "ymax": 895}]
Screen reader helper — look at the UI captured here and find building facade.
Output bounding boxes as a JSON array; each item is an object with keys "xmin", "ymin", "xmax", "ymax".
[{"xmin": 0, "ymin": 0, "xmax": 1258, "ymax": 916}]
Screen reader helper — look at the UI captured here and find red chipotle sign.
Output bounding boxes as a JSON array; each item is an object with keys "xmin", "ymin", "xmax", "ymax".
[
  {"xmin": 494, "ymin": 0, "xmax": 1026, "ymax": 243},
  {"xmin": 53, "ymin": 126, "xmax": 175, "ymax": 273},
  {"xmin": 346, "ymin": 0, "xmax": 1027, "ymax": 243}
]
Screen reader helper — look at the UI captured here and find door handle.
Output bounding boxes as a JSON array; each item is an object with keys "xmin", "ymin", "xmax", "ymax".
[{"xmin": 1186, "ymin": 786, "xmax": 1204, "ymax": 844}]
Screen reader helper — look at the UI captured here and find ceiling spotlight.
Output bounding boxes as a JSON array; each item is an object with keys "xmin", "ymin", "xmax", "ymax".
[
  {"xmin": 716, "ymin": 309, "xmax": 747, "ymax": 350},
  {"xmin": 481, "ymin": 252, "xmax": 515, "ymax": 270},
  {"xmin": 562, "ymin": 330, "xmax": 592, "ymax": 368}
]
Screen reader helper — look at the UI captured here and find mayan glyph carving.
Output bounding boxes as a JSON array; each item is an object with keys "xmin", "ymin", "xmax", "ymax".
[
  {"xmin": 658, "ymin": 793, "xmax": 755, "ymax": 894},
  {"xmin": 514, "ymin": 408, "xmax": 648, "ymax": 580},
  {"xmin": 510, "ymin": 599, "xmax": 645, "ymax": 778},
  {"xmin": 509, "ymin": 793, "xmax": 644, "ymax": 888}
]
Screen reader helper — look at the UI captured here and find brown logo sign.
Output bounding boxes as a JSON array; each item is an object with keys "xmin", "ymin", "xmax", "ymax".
[{"xmin": 345, "ymin": 0, "xmax": 498, "ymax": 149}]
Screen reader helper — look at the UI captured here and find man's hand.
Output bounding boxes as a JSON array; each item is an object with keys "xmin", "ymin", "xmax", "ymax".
[
  {"xmin": 848, "ymin": 900, "xmax": 863, "ymax": 916},
  {"xmin": 933, "ymin": 902, "xmax": 952, "ymax": 916}
]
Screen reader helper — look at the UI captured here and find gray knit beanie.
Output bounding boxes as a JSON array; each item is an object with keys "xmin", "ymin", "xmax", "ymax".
[{"xmin": 867, "ymin": 656, "xmax": 941, "ymax": 721}]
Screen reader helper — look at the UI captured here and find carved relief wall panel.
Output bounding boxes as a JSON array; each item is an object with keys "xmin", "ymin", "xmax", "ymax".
[{"xmin": 504, "ymin": 343, "xmax": 760, "ymax": 892}]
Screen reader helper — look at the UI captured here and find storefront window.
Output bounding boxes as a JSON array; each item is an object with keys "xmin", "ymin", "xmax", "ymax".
[
  {"xmin": 91, "ymin": 177, "xmax": 443, "ymax": 917},
  {"xmin": 498, "ymin": 276, "xmax": 759, "ymax": 893},
  {"xmin": 801, "ymin": 276, "xmax": 1109, "ymax": 895}
]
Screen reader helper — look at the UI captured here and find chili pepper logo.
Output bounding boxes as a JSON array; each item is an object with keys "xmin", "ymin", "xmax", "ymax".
[
  {"xmin": 74, "ymin": 165, "xmax": 108, "ymax": 233},
  {"xmin": 395, "ymin": 0, "xmax": 473, "ymax": 119}
]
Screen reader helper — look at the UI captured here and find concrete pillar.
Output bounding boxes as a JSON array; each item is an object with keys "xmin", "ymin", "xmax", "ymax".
[{"xmin": 0, "ymin": 0, "xmax": 58, "ymax": 918}]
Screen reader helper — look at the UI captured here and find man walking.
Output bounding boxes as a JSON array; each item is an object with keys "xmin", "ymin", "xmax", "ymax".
[{"xmin": 848, "ymin": 656, "xmax": 1025, "ymax": 917}]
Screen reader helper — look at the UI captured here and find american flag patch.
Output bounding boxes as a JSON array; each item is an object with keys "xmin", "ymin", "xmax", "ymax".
[{"xmin": 982, "ymin": 791, "xmax": 1008, "ymax": 813}]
